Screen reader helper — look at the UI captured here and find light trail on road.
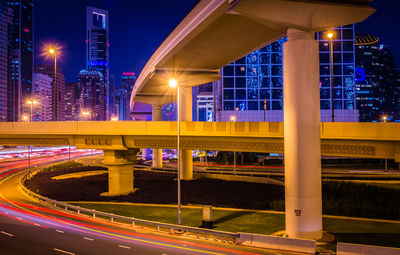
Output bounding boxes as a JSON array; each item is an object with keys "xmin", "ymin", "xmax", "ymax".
[{"xmin": 0, "ymin": 155, "xmax": 297, "ymax": 255}]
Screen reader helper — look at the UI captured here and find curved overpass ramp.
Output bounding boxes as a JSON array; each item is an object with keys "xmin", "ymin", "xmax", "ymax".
[
  {"xmin": 131, "ymin": 0, "xmax": 375, "ymax": 241},
  {"xmin": 130, "ymin": 0, "xmax": 374, "ymax": 107}
]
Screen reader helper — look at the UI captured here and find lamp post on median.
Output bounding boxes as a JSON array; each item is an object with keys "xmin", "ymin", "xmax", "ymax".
[
  {"xmin": 81, "ymin": 111, "xmax": 90, "ymax": 121},
  {"xmin": 27, "ymin": 100, "xmax": 38, "ymax": 122},
  {"xmin": 328, "ymin": 32, "xmax": 335, "ymax": 122},
  {"xmin": 230, "ymin": 115, "xmax": 237, "ymax": 174},
  {"xmin": 48, "ymin": 48, "xmax": 57, "ymax": 121},
  {"xmin": 169, "ymin": 78, "xmax": 182, "ymax": 225}
]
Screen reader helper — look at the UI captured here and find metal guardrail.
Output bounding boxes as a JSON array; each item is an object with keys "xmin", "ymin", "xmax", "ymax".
[
  {"xmin": 19, "ymin": 170, "xmax": 238, "ymax": 243},
  {"xmin": 137, "ymin": 164, "xmax": 281, "ymax": 178}
]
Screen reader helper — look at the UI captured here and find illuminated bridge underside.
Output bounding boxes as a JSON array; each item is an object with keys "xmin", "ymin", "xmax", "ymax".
[
  {"xmin": 130, "ymin": 0, "xmax": 374, "ymax": 107},
  {"xmin": 0, "ymin": 122, "xmax": 398, "ymax": 161}
]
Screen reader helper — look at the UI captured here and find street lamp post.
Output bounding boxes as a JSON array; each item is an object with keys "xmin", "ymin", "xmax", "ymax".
[
  {"xmin": 328, "ymin": 32, "xmax": 335, "ymax": 122},
  {"xmin": 82, "ymin": 111, "xmax": 90, "ymax": 121},
  {"xmin": 27, "ymin": 100, "xmax": 38, "ymax": 122},
  {"xmin": 230, "ymin": 115, "xmax": 237, "ymax": 174},
  {"xmin": 382, "ymin": 115, "xmax": 388, "ymax": 171},
  {"xmin": 169, "ymin": 79, "xmax": 182, "ymax": 225},
  {"xmin": 48, "ymin": 48, "xmax": 57, "ymax": 121}
]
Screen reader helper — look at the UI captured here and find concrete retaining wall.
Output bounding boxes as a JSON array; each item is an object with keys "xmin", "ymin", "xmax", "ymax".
[
  {"xmin": 237, "ymin": 232, "xmax": 316, "ymax": 254},
  {"xmin": 337, "ymin": 242, "xmax": 400, "ymax": 255}
]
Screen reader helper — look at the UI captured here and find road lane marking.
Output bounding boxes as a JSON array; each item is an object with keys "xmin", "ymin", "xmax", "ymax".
[
  {"xmin": 83, "ymin": 237, "xmax": 94, "ymax": 241},
  {"xmin": 53, "ymin": 248, "xmax": 75, "ymax": 255},
  {"xmin": 0, "ymin": 231, "xmax": 13, "ymax": 237},
  {"xmin": 0, "ymin": 172, "xmax": 236, "ymax": 255},
  {"xmin": 56, "ymin": 230, "xmax": 64, "ymax": 233},
  {"xmin": 118, "ymin": 245, "xmax": 131, "ymax": 249}
]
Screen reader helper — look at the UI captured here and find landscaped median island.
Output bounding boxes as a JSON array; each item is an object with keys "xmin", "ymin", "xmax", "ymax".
[{"xmin": 22, "ymin": 161, "xmax": 400, "ymax": 250}]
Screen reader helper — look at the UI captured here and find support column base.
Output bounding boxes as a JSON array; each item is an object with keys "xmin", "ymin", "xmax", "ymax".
[
  {"xmin": 180, "ymin": 149, "xmax": 193, "ymax": 180},
  {"xmin": 104, "ymin": 162, "xmax": 135, "ymax": 196},
  {"xmin": 152, "ymin": 148, "xmax": 163, "ymax": 169}
]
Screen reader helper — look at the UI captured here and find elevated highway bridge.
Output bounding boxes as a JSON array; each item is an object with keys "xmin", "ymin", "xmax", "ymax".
[
  {"xmin": 0, "ymin": 121, "xmax": 399, "ymax": 200},
  {"xmin": 0, "ymin": 122, "xmax": 398, "ymax": 161},
  {"xmin": 127, "ymin": 0, "xmax": 375, "ymax": 239}
]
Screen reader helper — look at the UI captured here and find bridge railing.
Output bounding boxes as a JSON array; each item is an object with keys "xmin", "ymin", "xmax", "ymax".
[{"xmin": 19, "ymin": 171, "xmax": 238, "ymax": 243}]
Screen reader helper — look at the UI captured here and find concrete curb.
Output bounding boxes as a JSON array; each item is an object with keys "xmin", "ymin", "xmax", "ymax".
[
  {"xmin": 337, "ymin": 242, "xmax": 400, "ymax": 255},
  {"xmin": 237, "ymin": 232, "xmax": 316, "ymax": 254}
]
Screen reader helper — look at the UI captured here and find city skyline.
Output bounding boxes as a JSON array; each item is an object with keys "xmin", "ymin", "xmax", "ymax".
[{"xmin": 33, "ymin": 0, "xmax": 400, "ymax": 85}]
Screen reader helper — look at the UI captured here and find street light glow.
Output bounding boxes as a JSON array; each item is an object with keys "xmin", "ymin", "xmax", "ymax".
[
  {"xmin": 27, "ymin": 100, "xmax": 38, "ymax": 105},
  {"xmin": 327, "ymin": 32, "xmax": 333, "ymax": 39},
  {"xmin": 169, "ymin": 79, "xmax": 178, "ymax": 88},
  {"xmin": 49, "ymin": 48, "xmax": 55, "ymax": 54},
  {"xmin": 111, "ymin": 116, "xmax": 119, "ymax": 121}
]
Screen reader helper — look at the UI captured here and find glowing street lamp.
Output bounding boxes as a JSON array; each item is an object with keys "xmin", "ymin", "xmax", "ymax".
[
  {"xmin": 47, "ymin": 47, "xmax": 57, "ymax": 121},
  {"xmin": 27, "ymin": 100, "xmax": 38, "ymax": 122},
  {"xmin": 382, "ymin": 115, "xmax": 388, "ymax": 123},
  {"xmin": 110, "ymin": 116, "xmax": 119, "ymax": 121},
  {"xmin": 327, "ymin": 31, "xmax": 335, "ymax": 122},
  {"xmin": 169, "ymin": 78, "xmax": 182, "ymax": 225},
  {"xmin": 81, "ymin": 111, "xmax": 90, "ymax": 121},
  {"xmin": 22, "ymin": 115, "xmax": 29, "ymax": 122}
]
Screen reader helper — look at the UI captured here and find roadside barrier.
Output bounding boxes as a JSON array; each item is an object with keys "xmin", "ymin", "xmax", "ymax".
[
  {"xmin": 337, "ymin": 242, "xmax": 400, "ymax": 255},
  {"xmin": 19, "ymin": 170, "xmax": 238, "ymax": 244},
  {"xmin": 237, "ymin": 232, "xmax": 316, "ymax": 254}
]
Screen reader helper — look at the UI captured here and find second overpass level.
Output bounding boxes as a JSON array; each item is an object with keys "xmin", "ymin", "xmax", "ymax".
[{"xmin": 0, "ymin": 121, "xmax": 398, "ymax": 162}]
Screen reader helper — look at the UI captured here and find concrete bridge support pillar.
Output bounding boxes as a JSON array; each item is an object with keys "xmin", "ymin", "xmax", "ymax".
[
  {"xmin": 179, "ymin": 86, "xmax": 193, "ymax": 180},
  {"xmin": 102, "ymin": 149, "xmax": 138, "ymax": 196},
  {"xmin": 141, "ymin": 148, "xmax": 151, "ymax": 160},
  {"xmin": 152, "ymin": 105, "xmax": 163, "ymax": 168},
  {"xmin": 283, "ymin": 28, "xmax": 322, "ymax": 240}
]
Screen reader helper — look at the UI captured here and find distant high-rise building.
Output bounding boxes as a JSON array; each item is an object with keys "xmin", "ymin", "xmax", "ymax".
[
  {"xmin": 0, "ymin": 6, "xmax": 12, "ymax": 121},
  {"xmin": 355, "ymin": 34, "xmax": 400, "ymax": 122},
  {"xmin": 119, "ymin": 72, "xmax": 136, "ymax": 120},
  {"xmin": 354, "ymin": 34, "xmax": 380, "ymax": 122},
  {"xmin": 78, "ymin": 69, "xmax": 106, "ymax": 121},
  {"xmin": 64, "ymin": 82, "xmax": 79, "ymax": 121},
  {"xmin": 86, "ymin": 6, "xmax": 109, "ymax": 119},
  {"xmin": 4, "ymin": 0, "xmax": 34, "ymax": 122},
  {"xmin": 32, "ymin": 73, "xmax": 52, "ymax": 121},
  {"xmin": 34, "ymin": 64, "xmax": 65, "ymax": 121}
]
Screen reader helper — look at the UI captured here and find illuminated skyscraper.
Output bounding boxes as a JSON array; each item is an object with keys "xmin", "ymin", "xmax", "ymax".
[
  {"xmin": 4, "ymin": 0, "xmax": 34, "ymax": 122},
  {"xmin": 0, "ymin": 6, "xmax": 12, "ymax": 121},
  {"xmin": 86, "ymin": 6, "xmax": 109, "ymax": 119},
  {"xmin": 64, "ymin": 82, "xmax": 79, "ymax": 121},
  {"xmin": 355, "ymin": 34, "xmax": 400, "ymax": 122},
  {"xmin": 32, "ymin": 73, "xmax": 52, "ymax": 121},
  {"xmin": 78, "ymin": 69, "xmax": 106, "ymax": 121},
  {"xmin": 216, "ymin": 25, "xmax": 358, "ymax": 122},
  {"xmin": 34, "ymin": 64, "xmax": 65, "ymax": 121}
]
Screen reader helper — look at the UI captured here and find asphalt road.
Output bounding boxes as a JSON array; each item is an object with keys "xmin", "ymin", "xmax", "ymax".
[{"xmin": 0, "ymin": 154, "xmax": 296, "ymax": 255}]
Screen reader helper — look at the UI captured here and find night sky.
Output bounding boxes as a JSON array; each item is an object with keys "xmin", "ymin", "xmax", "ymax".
[{"xmin": 34, "ymin": 0, "xmax": 399, "ymax": 85}]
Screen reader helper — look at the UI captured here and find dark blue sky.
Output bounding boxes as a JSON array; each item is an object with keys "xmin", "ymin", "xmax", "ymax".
[{"xmin": 34, "ymin": 0, "xmax": 399, "ymax": 85}]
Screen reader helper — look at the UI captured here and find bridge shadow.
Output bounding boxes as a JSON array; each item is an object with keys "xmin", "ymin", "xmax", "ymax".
[{"xmin": 213, "ymin": 211, "xmax": 254, "ymax": 225}]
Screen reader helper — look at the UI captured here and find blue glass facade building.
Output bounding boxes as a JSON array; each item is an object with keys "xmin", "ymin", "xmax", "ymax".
[
  {"xmin": 217, "ymin": 25, "xmax": 357, "ymax": 122},
  {"xmin": 86, "ymin": 7, "xmax": 109, "ymax": 119}
]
